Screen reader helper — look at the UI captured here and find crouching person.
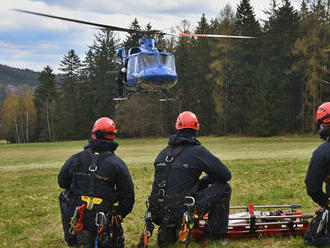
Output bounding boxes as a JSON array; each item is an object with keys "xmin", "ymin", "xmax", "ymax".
[
  {"xmin": 148, "ymin": 111, "xmax": 231, "ymax": 247},
  {"xmin": 305, "ymin": 103, "xmax": 330, "ymax": 247},
  {"xmin": 58, "ymin": 117, "xmax": 134, "ymax": 247}
]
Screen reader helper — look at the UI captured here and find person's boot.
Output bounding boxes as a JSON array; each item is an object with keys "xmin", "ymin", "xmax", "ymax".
[
  {"xmin": 157, "ymin": 226, "xmax": 168, "ymax": 248},
  {"xmin": 208, "ymin": 233, "xmax": 229, "ymax": 246},
  {"xmin": 76, "ymin": 230, "xmax": 95, "ymax": 248}
]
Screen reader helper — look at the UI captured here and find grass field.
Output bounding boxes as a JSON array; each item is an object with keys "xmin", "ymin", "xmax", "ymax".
[{"xmin": 0, "ymin": 135, "xmax": 324, "ymax": 247}]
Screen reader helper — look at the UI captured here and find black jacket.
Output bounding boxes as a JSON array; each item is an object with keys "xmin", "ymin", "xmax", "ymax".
[
  {"xmin": 151, "ymin": 133, "xmax": 231, "ymax": 196},
  {"xmin": 305, "ymin": 141, "xmax": 330, "ymax": 208},
  {"xmin": 58, "ymin": 138, "xmax": 134, "ymax": 217}
]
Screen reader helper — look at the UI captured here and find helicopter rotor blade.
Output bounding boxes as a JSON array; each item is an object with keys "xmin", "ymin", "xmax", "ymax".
[
  {"xmin": 178, "ymin": 33, "xmax": 255, "ymax": 39},
  {"xmin": 13, "ymin": 9, "xmax": 161, "ymax": 34},
  {"xmin": 13, "ymin": 9, "xmax": 255, "ymax": 38}
]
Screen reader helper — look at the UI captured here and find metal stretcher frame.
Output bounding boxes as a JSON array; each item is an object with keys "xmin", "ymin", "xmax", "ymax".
[
  {"xmin": 192, "ymin": 203, "xmax": 313, "ymax": 240},
  {"xmin": 227, "ymin": 203, "xmax": 312, "ymax": 239}
]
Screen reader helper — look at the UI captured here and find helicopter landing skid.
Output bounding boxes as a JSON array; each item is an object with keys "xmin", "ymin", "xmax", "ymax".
[
  {"xmin": 156, "ymin": 90, "xmax": 180, "ymax": 102},
  {"xmin": 113, "ymin": 89, "xmax": 180, "ymax": 102},
  {"xmin": 113, "ymin": 91, "xmax": 134, "ymax": 101},
  {"xmin": 113, "ymin": 97, "xmax": 129, "ymax": 101}
]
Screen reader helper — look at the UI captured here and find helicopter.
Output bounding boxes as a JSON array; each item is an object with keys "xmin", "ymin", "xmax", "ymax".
[
  {"xmin": 13, "ymin": 9, "xmax": 255, "ymax": 101},
  {"xmin": 114, "ymin": 38, "xmax": 178, "ymax": 101}
]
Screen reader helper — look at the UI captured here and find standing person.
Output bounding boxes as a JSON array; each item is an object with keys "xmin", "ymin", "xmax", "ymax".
[
  {"xmin": 58, "ymin": 117, "xmax": 134, "ymax": 248},
  {"xmin": 305, "ymin": 102, "xmax": 330, "ymax": 246},
  {"xmin": 148, "ymin": 111, "xmax": 232, "ymax": 247},
  {"xmin": 116, "ymin": 67, "xmax": 127, "ymax": 98}
]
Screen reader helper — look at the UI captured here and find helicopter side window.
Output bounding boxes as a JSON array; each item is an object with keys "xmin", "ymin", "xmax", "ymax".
[
  {"xmin": 127, "ymin": 55, "xmax": 139, "ymax": 74},
  {"xmin": 127, "ymin": 58, "xmax": 131, "ymax": 74},
  {"xmin": 159, "ymin": 54, "xmax": 175, "ymax": 70},
  {"xmin": 134, "ymin": 56, "xmax": 138, "ymax": 73},
  {"xmin": 139, "ymin": 53, "xmax": 158, "ymax": 69}
]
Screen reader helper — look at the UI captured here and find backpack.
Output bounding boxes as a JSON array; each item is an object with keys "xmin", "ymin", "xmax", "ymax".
[
  {"xmin": 59, "ymin": 189, "xmax": 77, "ymax": 246},
  {"xmin": 304, "ymin": 208, "xmax": 330, "ymax": 247}
]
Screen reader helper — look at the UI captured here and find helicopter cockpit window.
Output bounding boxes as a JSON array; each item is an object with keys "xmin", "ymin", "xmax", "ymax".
[
  {"xmin": 159, "ymin": 54, "xmax": 175, "ymax": 70},
  {"xmin": 139, "ymin": 54, "xmax": 158, "ymax": 69}
]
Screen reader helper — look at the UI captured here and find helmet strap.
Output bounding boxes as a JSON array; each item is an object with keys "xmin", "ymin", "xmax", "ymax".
[
  {"xmin": 319, "ymin": 125, "xmax": 330, "ymax": 141},
  {"xmin": 177, "ymin": 129, "xmax": 197, "ymax": 135},
  {"xmin": 92, "ymin": 130, "xmax": 115, "ymax": 139}
]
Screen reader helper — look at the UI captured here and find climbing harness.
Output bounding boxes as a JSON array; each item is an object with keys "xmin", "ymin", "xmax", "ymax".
[
  {"xmin": 69, "ymin": 203, "xmax": 87, "ymax": 234},
  {"xmin": 81, "ymin": 196, "xmax": 103, "ymax": 210},
  {"xmin": 138, "ymin": 145, "xmax": 202, "ymax": 248},
  {"xmin": 178, "ymin": 196, "xmax": 199, "ymax": 248},
  {"xmin": 137, "ymin": 201, "xmax": 155, "ymax": 248}
]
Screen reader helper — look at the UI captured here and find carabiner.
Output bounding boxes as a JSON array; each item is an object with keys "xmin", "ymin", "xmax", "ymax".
[
  {"xmin": 89, "ymin": 165, "xmax": 98, "ymax": 172},
  {"xmin": 184, "ymin": 196, "xmax": 195, "ymax": 207},
  {"xmin": 95, "ymin": 212, "xmax": 106, "ymax": 227},
  {"xmin": 165, "ymin": 156, "xmax": 174, "ymax": 163}
]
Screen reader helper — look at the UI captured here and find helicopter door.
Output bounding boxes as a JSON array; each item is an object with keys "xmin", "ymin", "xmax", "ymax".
[{"xmin": 126, "ymin": 55, "xmax": 139, "ymax": 87}]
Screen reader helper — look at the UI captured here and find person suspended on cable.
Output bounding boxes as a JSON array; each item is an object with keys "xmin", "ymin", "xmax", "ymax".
[
  {"xmin": 58, "ymin": 117, "xmax": 134, "ymax": 248},
  {"xmin": 144, "ymin": 111, "xmax": 232, "ymax": 247},
  {"xmin": 116, "ymin": 58, "xmax": 128, "ymax": 98}
]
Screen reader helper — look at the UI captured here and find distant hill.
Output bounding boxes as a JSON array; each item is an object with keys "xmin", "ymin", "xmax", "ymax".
[{"xmin": 0, "ymin": 64, "xmax": 39, "ymax": 86}]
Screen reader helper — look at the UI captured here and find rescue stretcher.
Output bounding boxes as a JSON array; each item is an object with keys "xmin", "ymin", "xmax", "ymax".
[{"xmin": 192, "ymin": 203, "xmax": 313, "ymax": 240}]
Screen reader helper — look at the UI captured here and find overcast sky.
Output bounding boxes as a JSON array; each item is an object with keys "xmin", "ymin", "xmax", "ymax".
[{"xmin": 0, "ymin": 0, "xmax": 302, "ymax": 73}]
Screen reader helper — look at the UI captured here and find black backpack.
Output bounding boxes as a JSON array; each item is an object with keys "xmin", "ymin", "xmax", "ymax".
[
  {"xmin": 59, "ymin": 189, "xmax": 77, "ymax": 246},
  {"xmin": 304, "ymin": 209, "xmax": 330, "ymax": 247}
]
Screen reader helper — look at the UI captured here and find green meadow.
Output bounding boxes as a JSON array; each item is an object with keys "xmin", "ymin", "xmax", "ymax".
[{"xmin": 0, "ymin": 136, "xmax": 323, "ymax": 247}]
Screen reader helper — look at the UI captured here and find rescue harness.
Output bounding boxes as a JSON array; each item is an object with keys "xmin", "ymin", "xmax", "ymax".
[
  {"xmin": 138, "ymin": 145, "xmax": 201, "ymax": 248},
  {"xmin": 68, "ymin": 150, "xmax": 124, "ymax": 248}
]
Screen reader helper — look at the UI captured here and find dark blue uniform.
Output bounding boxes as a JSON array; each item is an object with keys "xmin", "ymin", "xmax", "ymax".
[
  {"xmin": 305, "ymin": 142, "xmax": 330, "ymax": 208},
  {"xmin": 58, "ymin": 138, "xmax": 134, "ymax": 247},
  {"xmin": 150, "ymin": 132, "xmax": 231, "ymax": 239}
]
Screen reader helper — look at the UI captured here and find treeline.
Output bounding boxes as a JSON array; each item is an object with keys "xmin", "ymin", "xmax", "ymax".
[
  {"xmin": 0, "ymin": 64, "xmax": 39, "ymax": 86},
  {"xmin": 0, "ymin": 0, "xmax": 329, "ymax": 142}
]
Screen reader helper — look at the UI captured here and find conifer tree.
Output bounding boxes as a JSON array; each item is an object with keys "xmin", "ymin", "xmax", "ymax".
[
  {"xmin": 173, "ymin": 19, "xmax": 194, "ymax": 105},
  {"xmin": 188, "ymin": 14, "xmax": 217, "ymax": 135},
  {"xmin": 56, "ymin": 49, "xmax": 83, "ymax": 139},
  {"xmin": 123, "ymin": 18, "xmax": 142, "ymax": 50},
  {"xmin": 260, "ymin": 0, "xmax": 301, "ymax": 133},
  {"xmin": 232, "ymin": 0, "xmax": 262, "ymax": 134},
  {"xmin": 34, "ymin": 65, "xmax": 58, "ymax": 141},
  {"xmin": 291, "ymin": 0, "xmax": 330, "ymax": 131},
  {"xmin": 85, "ymin": 29, "xmax": 119, "ymax": 120}
]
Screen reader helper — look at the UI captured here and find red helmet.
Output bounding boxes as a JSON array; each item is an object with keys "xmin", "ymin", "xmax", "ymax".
[
  {"xmin": 175, "ymin": 111, "xmax": 200, "ymax": 130},
  {"xmin": 316, "ymin": 102, "xmax": 330, "ymax": 129},
  {"xmin": 92, "ymin": 117, "xmax": 117, "ymax": 139}
]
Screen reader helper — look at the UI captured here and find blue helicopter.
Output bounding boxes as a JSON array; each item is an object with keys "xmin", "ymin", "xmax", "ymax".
[
  {"xmin": 14, "ymin": 9, "xmax": 255, "ymax": 101},
  {"xmin": 115, "ymin": 38, "xmax": 178, "ymax": 101}
]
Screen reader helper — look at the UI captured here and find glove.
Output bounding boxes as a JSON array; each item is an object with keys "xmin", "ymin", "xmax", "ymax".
[
  {"xmin": 198, "ymin": 175, "xmax": 214, "ymax": 190},
  {"xmin": 110, "ymin": 207, "xmax": 123, "ymax": 223},
  {"xmin": 116, "ymin": 214, "xmax": 123, "ymax": 223}
]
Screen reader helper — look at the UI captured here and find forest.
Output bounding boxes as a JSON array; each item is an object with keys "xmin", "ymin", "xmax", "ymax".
[
  {"xmin": 0, "ymin": 0, "xmax": 329, "ymax": 143},
  {"xmin": 0, "ymin": 64, "xmax": 39, "ymax": 86}
]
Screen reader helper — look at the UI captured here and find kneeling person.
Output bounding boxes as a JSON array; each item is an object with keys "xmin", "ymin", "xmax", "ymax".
[
  {"xmin": 149, "ymin": 111, "xmax": 232, "ymax": 247},
  {"xmin": 305, "ymin": 103, "xmax": 330, "ymax": 246},
  {"xmin": 58, "ymin": 117, "xmax": 134, "ymax": 247}
]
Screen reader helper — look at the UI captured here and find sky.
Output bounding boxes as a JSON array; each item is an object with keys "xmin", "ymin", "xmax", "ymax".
[{"xmin": 0, "ymin": 0, "xmax": 302, "ymax": 73}]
